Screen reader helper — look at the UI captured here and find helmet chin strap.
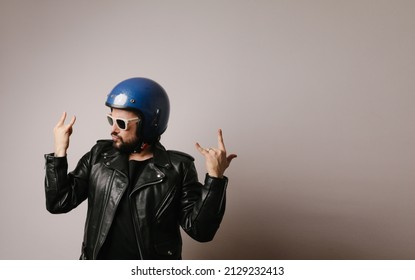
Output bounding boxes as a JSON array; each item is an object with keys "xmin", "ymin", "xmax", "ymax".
[
  {"xmin": 133, "ymin": 141, "xmax": 148, "ymax": 154},
  {"xmin": 132, "ymin": 117, "xmax": 146, "ymax": 153}
]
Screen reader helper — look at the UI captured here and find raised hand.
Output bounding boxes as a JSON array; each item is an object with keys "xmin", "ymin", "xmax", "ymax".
[
  {"xmin": 54, "ymin": 112, "xmax": 76, "ymax": 157},
  {"xmin": 195, "ymin": 129, "xmax": 237, "ymax": 178}
]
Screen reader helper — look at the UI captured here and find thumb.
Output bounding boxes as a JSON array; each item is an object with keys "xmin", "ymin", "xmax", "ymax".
[{"xmin": 227, "ymin": 154, "xmax": 237, "ymax": 164}]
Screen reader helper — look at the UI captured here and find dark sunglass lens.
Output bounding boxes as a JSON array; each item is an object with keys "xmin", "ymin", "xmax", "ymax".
[{"xmin": 116, "ymin": 119, "xmax": 127, "ymax": 130}]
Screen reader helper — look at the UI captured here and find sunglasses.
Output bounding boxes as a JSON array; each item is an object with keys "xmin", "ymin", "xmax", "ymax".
[{"xmin": 107, "ymin": 114, "xmax": 139, "ymax": 130}]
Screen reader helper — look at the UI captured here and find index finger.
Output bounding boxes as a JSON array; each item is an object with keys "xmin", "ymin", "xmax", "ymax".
[
  {"xmin": 57, "ymin": 111, "xmax": 67, "ymax": 126},
  {"xmin": 217, "ymin": 129, "xmax": 226, "ymax": 151},
  {"xmin": 195, "ymin": 142, "xmax": 209, "ymax": 156}
]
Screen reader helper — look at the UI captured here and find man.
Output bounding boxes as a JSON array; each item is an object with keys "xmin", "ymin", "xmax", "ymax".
[{"xmin": 44, "ymin": 77, "xmax": 236, "ymax": 260}]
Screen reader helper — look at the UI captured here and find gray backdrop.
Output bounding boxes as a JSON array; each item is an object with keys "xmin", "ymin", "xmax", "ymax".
[{"xmin": 1, "ymin": 0, "xmax": 415, "ymax": 259}]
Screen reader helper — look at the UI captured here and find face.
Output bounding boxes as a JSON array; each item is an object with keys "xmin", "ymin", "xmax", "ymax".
[{"xmin": 109, "ymin": 108, "xmax": 140, "ymax": 153}]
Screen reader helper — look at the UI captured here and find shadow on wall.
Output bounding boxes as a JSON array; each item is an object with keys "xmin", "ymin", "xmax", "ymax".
[
  {"xmin": 183, "ymin": 173, "xmax": 410, "ymax": 260},
  {"xmin": 208, "ymin": 208, "xmax": 374, "ymax": 260}
]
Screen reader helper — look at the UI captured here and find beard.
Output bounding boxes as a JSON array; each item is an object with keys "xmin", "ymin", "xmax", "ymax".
[{"xmin": 112, "ymin": 133, "xmax": 141, "ymax": 154}]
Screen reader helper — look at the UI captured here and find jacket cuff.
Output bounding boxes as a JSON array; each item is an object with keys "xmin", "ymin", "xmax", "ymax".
[
  {"xmin": 203, "ymin": 174, "xmax": 228, "ymax": 216},
  {"xmin": 44, "ymin": 153, "xmax": 68, "ymax": 166},
  {"xmin": 44, "ymin": 153, "xmax": 68, "ymax": 191},
  {"xmin": 204, "ymin": 173, "xmax": 228, "ymax": 190},
  {"xmin": 203, "ymin": 174, "xmax": 228, "ymax": 203}
]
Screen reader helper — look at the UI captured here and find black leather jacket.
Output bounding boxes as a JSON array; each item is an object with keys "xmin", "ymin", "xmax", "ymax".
[{"xmin": 44, "ymin": 140, "xmax": 227, "ymax": 259}]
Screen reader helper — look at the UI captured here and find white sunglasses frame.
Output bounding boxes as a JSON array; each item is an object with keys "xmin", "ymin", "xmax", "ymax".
[{"xmin": 107, "ymin": 114, "xmax": 139, "ymax": 130}]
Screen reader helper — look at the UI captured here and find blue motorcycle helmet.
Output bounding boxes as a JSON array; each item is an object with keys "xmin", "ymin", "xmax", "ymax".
[{"xmin": 105, "ymin": 77, "xmax": 170, "ymax": 145}]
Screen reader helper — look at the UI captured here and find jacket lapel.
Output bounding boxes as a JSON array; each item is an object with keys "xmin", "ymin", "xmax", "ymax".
[
  {"xmin": 103, "ymin": 142, "xmax": 172, "ymax": 193},
  {"xmin": 103, "ymin": 149, "xmax": 129, "ymax": 178},
  {"xmin": 131, "ymin": 142, "xmax": 172, "ymax": 193},
  {"xmin": 132, "ymin": 163, "xmax": 165, "ymax": 193}
]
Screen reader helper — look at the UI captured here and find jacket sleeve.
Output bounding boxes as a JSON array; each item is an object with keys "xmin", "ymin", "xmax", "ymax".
[
  {"xmin": 44, "ymin": 152, "xmax": 91, "ymax": 214},
  {"xmin": 179, "ymin": 160, "xmax": 228, "ymax": 242}
]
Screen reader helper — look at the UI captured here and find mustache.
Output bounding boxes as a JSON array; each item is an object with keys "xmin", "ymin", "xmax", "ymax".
[{"xmin": 111, "ymin": 133, "xmax": 121, "ymax": 140}]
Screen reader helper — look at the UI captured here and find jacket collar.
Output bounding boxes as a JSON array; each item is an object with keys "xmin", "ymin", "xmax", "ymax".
[
  {"xmin": 152, "ymin": 142, "xmax": 172, "ymax": 169},
  {"xmin": 102, "ymin": 141, "xmax": 172, "ymax": 177}
]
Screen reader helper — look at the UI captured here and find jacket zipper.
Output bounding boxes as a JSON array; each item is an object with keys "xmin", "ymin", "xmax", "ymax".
[
  {"xmin": 92, "ymin": 171, "xmax": 115, "ymax": 259},
  {"xmin": 154, "ymin": 186, "xmax": 176, "ymax": 221},
  {"xmin": 129, "ymin": 178, "xmax": 163, "ymax": 259}
]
